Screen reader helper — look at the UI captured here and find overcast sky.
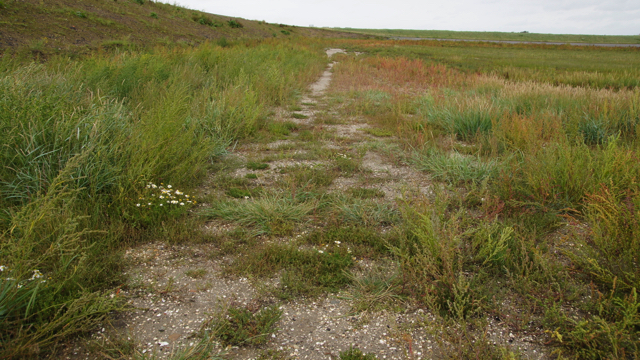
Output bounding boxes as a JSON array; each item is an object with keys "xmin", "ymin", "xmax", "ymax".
[{"xmin": 169, "ymin": 0, "xmax": 639, "ymax": 35}]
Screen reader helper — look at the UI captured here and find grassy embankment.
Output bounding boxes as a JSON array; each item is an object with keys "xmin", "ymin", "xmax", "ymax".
[
  {"xmin": 0, "ymin": 38, "xmax": 327, "ymax": 358},
  {"xmin": 320, "ymin": 39, "xmax": 640, "ymax": 358},
  {"xmin": 0, "ymin": 0, "xmax": 360, "ymax": 58},
  {"xmin": 333, "ymin": 28, "xmax": 640, "ymax": 44}
]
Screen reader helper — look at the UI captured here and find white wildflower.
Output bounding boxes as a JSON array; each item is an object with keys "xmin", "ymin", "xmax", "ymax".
[
  {"xmin": 148, "ymin": 203, "xmax": 152, "ymax": 206},
  {"xmin": 180, "ymin": 202, "xmax": 184, "ymax": 206},
  {"xmin": 167, "ymin": 185, "xmax": 172, "ymax": 189},
  {"xmin": 136, "ymin": 204, "xmax": 141, "ymax": 207},
  {"xmin": 29, "ymin": 269, "xmax": 43, "ymax": 281},
  {"xmin": 0, "ymin": 265, "xmax": 6, "ymax": 272},
  {"xmin": 159, "ymin": 204, "xmax": 163, "ymax": 206}
]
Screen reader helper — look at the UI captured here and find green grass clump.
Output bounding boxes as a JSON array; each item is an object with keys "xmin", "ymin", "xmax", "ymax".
[
  {"xmin": 306, "ymin": 226, "xmax": 391, "ymax": 257},
  {"xmin": 185, "ymin": 269, "xmax": 207, "ymax": 279},
  {"xmin": 363, "ymin": 127, "xmax": 393, "ymax": 137},
  {"xmin": 245, "ymin": 173, "xmax": 258, "ymax": 179},
  {"xmin": 247, "ymin": 161, "xmax": 270, "ymax": 170},
  {"xmin": 203, "ymin": 192, "xmax": 316, "ymax": 235},
  {"xmin": 291, "ymin": 112, "xmax": 308, "ymax": 119},
  {"xmin": 412, "ymin": 150, "xmax": 501, "ymax": 184},
  {"xmin": 204, "ymin": 304, "xmax": 281, "ymax": 346},
  {"xmin": 339, "ymin": 347, "xmax": 378, "ymax": 360},
  {"xmin": 348, "ymin": 187, "xmax": 385, "ymax": 199},
  {"xmin": 334, "ymin": 154, "xmax": 362, "ymax": 174},
  {"xmin": 268, "ymin": 121, "xmax": 298, "ymax": 136},
  {"xmin": 229, "ymin": 243, "xmax": 353, "ymax": 298},
  {"xmin": 285, "ymin": 165, "xmax": 337, "ymax": 189},
  {"xmin": 226, "ymin": 188, "xmax": 252, "ymax": 199},
  {"xmin": 334, "ymin": 198, "xmax": 399, "ymax": 227}
]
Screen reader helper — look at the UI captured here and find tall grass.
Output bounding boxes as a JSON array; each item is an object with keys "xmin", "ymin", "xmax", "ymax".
[{"xmin": 0, "ymin": 39, "xmax": 326, "ymax": 356}]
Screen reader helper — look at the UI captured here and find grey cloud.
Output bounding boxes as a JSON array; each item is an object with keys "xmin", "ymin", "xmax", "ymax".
[{"xmin": 170, "ymin": 0, "xmax": 639, "ymax": 35}]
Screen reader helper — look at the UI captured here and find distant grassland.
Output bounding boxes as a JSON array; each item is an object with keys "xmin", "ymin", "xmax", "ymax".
[
  {"xmin": 333, "ymin": 28, "xmax": 640, "ymax": 44},
  {"xmin": 339, "ymin": 39, "xmax": 640, "ymax": 89}
]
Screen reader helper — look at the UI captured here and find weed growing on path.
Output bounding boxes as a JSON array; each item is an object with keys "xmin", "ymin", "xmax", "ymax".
[{"xmin": 203, "ymin": 303, "xmax": 281, "ymax": 346}]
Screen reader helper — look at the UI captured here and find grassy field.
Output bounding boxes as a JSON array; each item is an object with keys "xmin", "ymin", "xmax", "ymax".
[
  {"xmin": 338, "ymin": 39, "xmax": 640, "ymax": 90},
  {"xmin": 333, "ymin": 28, "xmax": 640, "ymax": 44},
  {"xmin": 1, "ymin": 8, "xmax": 640, "ymax": 359},
  {"xmin": 323, "ymin": 39, "xmax": 640, "ymax": 358}
]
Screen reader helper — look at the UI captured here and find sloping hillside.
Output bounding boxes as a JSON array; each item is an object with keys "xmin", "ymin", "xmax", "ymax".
[{"xmin": 0, "ymin": 0, "xmax": 363, "ymax": 54}]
